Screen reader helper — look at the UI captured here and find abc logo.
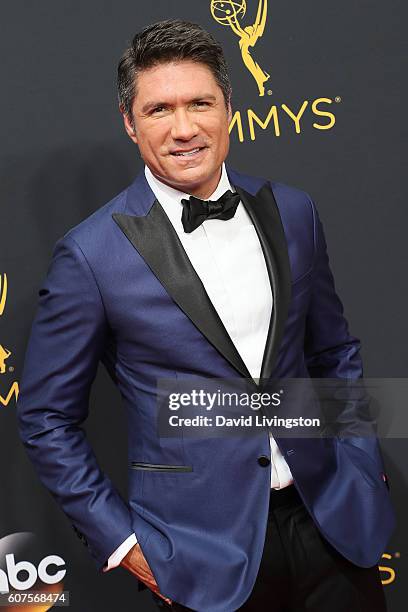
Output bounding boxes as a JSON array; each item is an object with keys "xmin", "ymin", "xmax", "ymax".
[
  {"xmin": 0, "ymin": 553, "xmax": 65, "ymax": 593},
  {"xmin": 0, "ymin": 532, "xmax": 66, "ymax": 595}
]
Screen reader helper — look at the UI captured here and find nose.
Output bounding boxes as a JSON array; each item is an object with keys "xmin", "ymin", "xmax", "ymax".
[{"xmin": 171, "ymin": 107, "xmax": 198, "ymax": 141}]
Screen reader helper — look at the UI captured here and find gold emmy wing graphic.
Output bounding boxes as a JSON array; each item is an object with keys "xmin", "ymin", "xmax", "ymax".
[
  {"xmin": 0, "ymin": 345, "xmax": 11, "ymax": 374},
  {"xmin": 211, "ymin": 0, "xmax": 270, "ymax": 96},
  {"xmin": 0, "ymin": 274, "xmax": 18, "ymax": 405},
  {"xmin": 0, "ymin": 273, "xmax": 7, "ymax": 315}
]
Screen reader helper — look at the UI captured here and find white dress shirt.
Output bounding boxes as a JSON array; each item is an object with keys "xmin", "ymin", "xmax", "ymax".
[{"xmin": 104, "ymin": 163, "xmax": 293, "ymax": 571}]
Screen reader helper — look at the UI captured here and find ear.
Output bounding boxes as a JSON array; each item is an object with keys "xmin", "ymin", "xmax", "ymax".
[
  {"xmin": 119, "ymin": 104, "xmax": 138, "ymax": 145},
  {"xmin": 227, "ymin": 100, "xmax": 232, "ymax": 123}
]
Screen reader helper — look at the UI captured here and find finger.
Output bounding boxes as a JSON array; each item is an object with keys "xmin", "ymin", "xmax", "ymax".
[
  {"xmin": 136, "ymin": 575, "xmax": 172, "ymax": 606},
  {"xmin": 151, "ymin": 585, "xmax": 172, "ymax": 606},
  {"xmin": 122, "ymin": 545, "xmax": 172, "ymax": 604},
  {"xmin": 126, "ymin": 564, "xmax": 171, "ymax": 603}
]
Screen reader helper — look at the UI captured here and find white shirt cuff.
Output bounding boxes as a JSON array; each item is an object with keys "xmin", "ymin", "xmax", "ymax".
[{"xmin": 103, "ymin": 533, "xmax": 138, "ymax": 572}]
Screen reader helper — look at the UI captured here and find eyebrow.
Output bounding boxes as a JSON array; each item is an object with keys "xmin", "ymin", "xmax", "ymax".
[{"xmin": 141, "ymin": 94, "xmax": 217, "ymax": 114}]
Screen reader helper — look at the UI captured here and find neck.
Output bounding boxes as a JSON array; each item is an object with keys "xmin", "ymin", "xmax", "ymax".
[
  {"xmin": 149, "ymin": 166, "xmax": 223, "ymax": 200},
  {"xmin": 186, "ymin": 168, "xmax": 222, "ymax": 200}
]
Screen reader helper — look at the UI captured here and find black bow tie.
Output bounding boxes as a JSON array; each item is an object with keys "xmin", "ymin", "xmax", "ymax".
[{"xmin": 181, "ymin": 190, "xmax": 241, "ymax": 234}]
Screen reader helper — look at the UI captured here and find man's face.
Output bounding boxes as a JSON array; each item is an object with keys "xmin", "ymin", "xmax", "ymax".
[{"xmin": 122, "ymin": 60, "xmax": 232, "ymax": 199}]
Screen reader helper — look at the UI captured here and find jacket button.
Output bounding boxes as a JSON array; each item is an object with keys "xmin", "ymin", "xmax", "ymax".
[{"xmin": 258, "ymin": 455, "xmax": 270, "ymax": 467}]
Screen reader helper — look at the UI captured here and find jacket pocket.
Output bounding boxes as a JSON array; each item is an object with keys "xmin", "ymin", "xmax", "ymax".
[{"xmin": 130, "ymin": 461, "xmax": 193, "ymax": 472}]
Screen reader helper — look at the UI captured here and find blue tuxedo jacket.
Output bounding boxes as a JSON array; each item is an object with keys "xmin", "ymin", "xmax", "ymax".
[{"xmin": 17, "ymin": 167, "xmax": 395, "ymax": 612}]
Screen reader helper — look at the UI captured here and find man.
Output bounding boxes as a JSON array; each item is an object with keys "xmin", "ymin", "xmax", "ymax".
[{"xmin": 17, "ymin": 19, "xmax": 395, "ymax": 612}]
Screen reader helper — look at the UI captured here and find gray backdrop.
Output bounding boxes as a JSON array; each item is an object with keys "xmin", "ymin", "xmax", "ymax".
[{"xmin": 0, "ymin": 1, "xmax": 406, "ymax": 610}]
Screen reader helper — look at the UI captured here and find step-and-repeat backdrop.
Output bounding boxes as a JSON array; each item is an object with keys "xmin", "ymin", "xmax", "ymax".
[{"xmin": 0, "ymin": 1, "xmax": 406, "ymax": 610}]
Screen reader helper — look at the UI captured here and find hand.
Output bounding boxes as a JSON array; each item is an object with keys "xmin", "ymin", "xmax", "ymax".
[{"xmin": 120, "ymin": 543, "xmax": 172, "ymax": 606}]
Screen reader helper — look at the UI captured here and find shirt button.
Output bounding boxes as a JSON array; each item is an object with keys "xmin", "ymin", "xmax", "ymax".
[{"xmin": 258, "ymin": 455, "xmax": 271, "ymax": 467}]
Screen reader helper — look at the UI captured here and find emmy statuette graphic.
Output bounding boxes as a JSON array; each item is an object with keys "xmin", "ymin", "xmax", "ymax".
[{"xmin": 211, "ymin": 0, "xmax": 270, "ymax": 96}]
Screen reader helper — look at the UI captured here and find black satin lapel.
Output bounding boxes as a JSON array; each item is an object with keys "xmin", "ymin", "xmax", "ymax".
[
  {"xmin": 112, "ymin": 202, "xmax": 251, "ymax": 379},
  {"xmin": 234, "ymin": 184, "xmax": 292, "ymax": 381}
]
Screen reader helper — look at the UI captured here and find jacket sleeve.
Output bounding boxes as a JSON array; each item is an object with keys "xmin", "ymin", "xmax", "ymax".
[
  {"xmin": 304, "ymin": 197, "xmax": 362, "ymax": 381},
  {"xmin": 303, "ymin": 198, "xmax": 387, "ymax": 472},
  {"xmin": 16, "ymin": 234, "xmax": 134, "ymax": 570}
]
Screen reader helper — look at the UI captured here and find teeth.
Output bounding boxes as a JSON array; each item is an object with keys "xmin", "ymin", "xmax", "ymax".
[{"xmin": 174, "ymin": 148, "xmax": 201, "ymax": 156}]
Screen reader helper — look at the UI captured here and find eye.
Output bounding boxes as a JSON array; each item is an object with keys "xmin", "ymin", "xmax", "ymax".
[
  {"xmin": 192, "ymin": 101, "xmax": 210, "ymax": 108},
  {"xmin": 151, "ymin": 106, "xmax": 166, "ymax": 114}
]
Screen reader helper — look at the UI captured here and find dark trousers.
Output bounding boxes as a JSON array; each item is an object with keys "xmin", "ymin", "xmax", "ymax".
[{"xmin": 153, "ymin": 485, "xmax": 387, "ymax": 612}]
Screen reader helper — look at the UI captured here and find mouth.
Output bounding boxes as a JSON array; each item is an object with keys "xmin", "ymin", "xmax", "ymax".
[{"xmin": 170, "ymin": 146, "xmax": 207, "ymax": 158}]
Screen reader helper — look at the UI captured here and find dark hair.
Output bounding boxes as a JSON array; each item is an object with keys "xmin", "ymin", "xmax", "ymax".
[{"xmin": 117, "ymin": 19, "xmax": 232, "ymax": 121}]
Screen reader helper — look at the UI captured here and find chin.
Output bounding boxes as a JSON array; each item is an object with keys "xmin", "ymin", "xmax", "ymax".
[{"xmin": 174, "ymin": 170, "xmax": 207, "ymax": 186}]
